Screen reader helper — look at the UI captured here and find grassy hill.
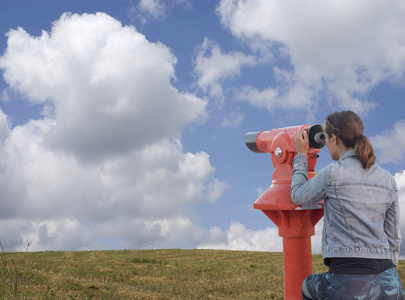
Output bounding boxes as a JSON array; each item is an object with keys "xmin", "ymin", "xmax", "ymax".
[{"xmin": 1, "ymin": 249, "xmax": 404, "ymax": 299}]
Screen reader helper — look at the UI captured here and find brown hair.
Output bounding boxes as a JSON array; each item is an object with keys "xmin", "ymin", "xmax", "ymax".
[{"xmin": 325, "ymin": 111, "xmax": 376, "ymax": 170}]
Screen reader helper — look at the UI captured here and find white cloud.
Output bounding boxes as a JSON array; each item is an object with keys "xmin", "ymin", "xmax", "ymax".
[
  {"xmin": 0, "ymin": 13, "xmax": 227, "ymax": 251},
  {"xmin": 1, "ymin": 12, "xmax": 207, "ymax": 162},
  {"xmin": 0, "ymin": 112, "xmax": 229, "ymax": 251},
  {"xmin": 255, "ymin": 187, "xmax": 264, "ymax": 197},
  {"xmin": 194, "ymin": 38, "xmax": 260, "ymax": 99},
  {"xmin": 198, "ymin": 222, "xmax": 283, "ymax": 252},
  {"xmin": 312, "ymin": 220, "xmax": 323, "ymax": 255},
  {"xmin": 216, "ymin": 0, "xmax": 405, "ymax": 115},
  {"xmin": 221, "ymin": 110, "xmax": 244, "ymax": 128},
  {"xmin": 138, "ymin": 0, "xmax": 166, "ymax": 20},
  {"xmin": 372, "ymin": 120, "xmax": 405, "ymax": 163},
  {"xmin": 235, "ymin": 85, "xmax": 304, "ymax": 111},
  {"xmin": 130, "ymin": 0, "xmax": 192, "ymax": 24},
  {"xmin": 231, "ymin": 67, "xmax": 320, "ymax": 120}
]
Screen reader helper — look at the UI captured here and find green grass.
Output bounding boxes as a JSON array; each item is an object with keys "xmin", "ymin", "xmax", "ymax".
[{"xmin": 0, "ymin": 249, "xmax": 404, "ymax": 299}]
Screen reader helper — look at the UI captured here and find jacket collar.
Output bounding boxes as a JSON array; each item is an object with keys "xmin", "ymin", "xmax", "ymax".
[{"xmin": 338, "ymin": 149, "xmax": 356, "ymax": 162}]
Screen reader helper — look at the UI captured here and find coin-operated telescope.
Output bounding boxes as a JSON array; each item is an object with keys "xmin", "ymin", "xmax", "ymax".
[{"xmin": 245, "ymin": 125, "xmax": 325, "ymax": 300}]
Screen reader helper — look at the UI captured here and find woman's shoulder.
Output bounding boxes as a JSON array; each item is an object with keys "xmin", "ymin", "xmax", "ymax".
[
  {"xmin": 327, "ymin": 160, "xmax": 396, "ymax": 189},
  {"xmin": 370, "ymin": 163, "xmax": 394, "ymax": 177},
  {"xmin": 370, "ymin": 163, "xmax": 398, "ymax": 190}
]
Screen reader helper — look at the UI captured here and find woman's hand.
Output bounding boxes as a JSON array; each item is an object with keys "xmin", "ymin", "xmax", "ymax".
[{"xmin": 294, "ymin": 127, "xmax": 309, "ymax": 154}]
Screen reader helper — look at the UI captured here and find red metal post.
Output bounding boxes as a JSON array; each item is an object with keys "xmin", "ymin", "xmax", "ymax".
[{"xmin": 283, "ymin": 237, "xmax": 312, "ymax": 296}]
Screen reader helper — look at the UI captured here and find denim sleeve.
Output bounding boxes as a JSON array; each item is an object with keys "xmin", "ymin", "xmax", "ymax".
[
  {"xmin": 291, "ymin": 153, "xmax": 329, "ymax": 206},
  {"xmin": 384, "ymin": 178, "xmax": 401, "ymax": 266}
]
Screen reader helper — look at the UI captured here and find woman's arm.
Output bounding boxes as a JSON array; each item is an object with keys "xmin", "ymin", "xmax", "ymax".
[
  {"xmin": 291, "ymin": 154, "xmax": 329, "ymax": 206},
  {"xmin": 291, "ymin": 127, "xmax": 329, "ymax": 205}
]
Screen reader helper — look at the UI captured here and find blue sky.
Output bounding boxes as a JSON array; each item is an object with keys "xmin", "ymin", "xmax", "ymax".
[{"xmin": 0, "ymin": 0, "xmax": 404, "ymax": 253}]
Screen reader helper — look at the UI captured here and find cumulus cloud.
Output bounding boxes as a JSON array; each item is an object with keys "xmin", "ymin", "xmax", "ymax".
[
  {"xmin": 1, "ymin": 12, "xmax": 207, "ymax": 162},
  {"xmin": 0, "ymin": 13, "xmax": 228, "ymax": 251},
  {"xmin": 372, "ymin": 120, "xmax": 405, "ymax": 163},
  {"xmin": 198, "ymin": 222, "xmax": 283, "ymax": 252},
  {"xmin": 216, "ymin": 0, "xmax": 405, "ymax": 115}
]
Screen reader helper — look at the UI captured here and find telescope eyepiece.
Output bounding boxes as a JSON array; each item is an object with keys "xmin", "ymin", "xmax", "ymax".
[
  {"xmin": 308, "ymin": 124, "xmax": 325, "ymax": 149},
  {"xmin": 313, "ymin": 132, "xmax": 325, "ymax": 144}
]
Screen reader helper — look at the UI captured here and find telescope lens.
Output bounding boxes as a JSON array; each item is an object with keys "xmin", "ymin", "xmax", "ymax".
[
  {"xmin": 245, "ymin": 132, "xmax": 261, "ymax": 153},
  {"xmin": 308, "ymin": 124, "xmax": 326, "ymax": 149}
]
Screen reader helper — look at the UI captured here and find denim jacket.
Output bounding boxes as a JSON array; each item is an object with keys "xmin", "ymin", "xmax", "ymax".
[{"xmin": 291, "ymin": 149, "xmax": 401, "ymax": 265}]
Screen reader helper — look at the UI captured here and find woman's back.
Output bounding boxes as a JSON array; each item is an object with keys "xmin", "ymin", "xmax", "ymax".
[{"xmin": 322, "ymin": 149, "xmax": 399, "ymax": 263}]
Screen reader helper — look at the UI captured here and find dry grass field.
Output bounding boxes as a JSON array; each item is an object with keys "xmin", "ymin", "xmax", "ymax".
[{"xmin": 1, "ymin": 249, "xmax": 404, "ymax": 299}]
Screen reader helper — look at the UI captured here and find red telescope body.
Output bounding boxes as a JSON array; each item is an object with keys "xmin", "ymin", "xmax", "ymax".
[{"xmin": 245, "ymin": 125, "xmax": 325, "ymax": 300}]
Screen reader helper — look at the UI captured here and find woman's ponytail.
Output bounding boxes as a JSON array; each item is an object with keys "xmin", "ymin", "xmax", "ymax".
[
  {"xmin": 325, "ymin": 111, "xmax": 376, "ymax": 171},
  {"xmin": 354, "ymin": 134, "xmax": 376, "ymax": 170}
]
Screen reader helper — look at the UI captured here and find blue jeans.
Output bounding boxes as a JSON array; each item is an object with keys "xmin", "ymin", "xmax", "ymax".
[{"xmin": 302, "ymin": 268, "xmax": 404, "ymax": 299}]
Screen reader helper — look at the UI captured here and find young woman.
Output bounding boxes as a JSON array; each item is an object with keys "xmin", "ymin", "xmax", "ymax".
[{"xmin": 291, "ymin": 111, "xmax": 404, "ymax": 299}]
